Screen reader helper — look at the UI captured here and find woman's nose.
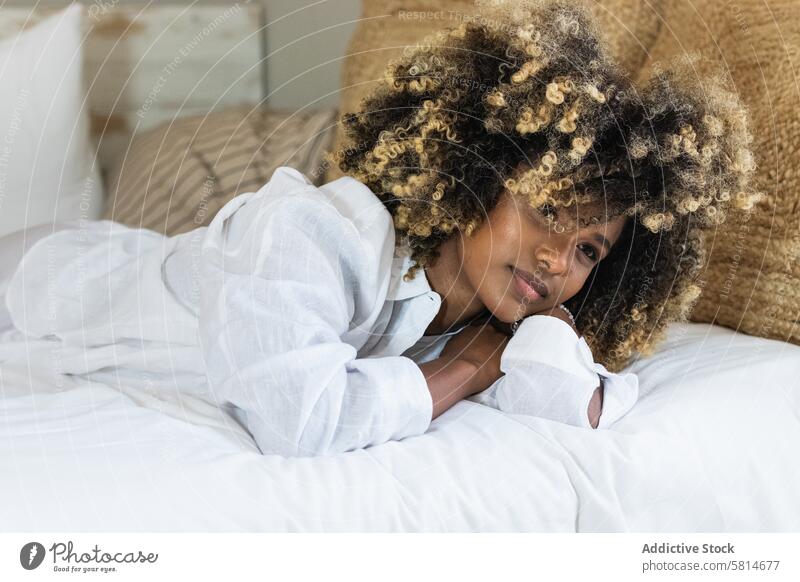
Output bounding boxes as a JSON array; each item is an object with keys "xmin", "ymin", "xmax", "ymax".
[{"xmin": 535, "ymin": 240, "xmax": 570, "ymax": 275}]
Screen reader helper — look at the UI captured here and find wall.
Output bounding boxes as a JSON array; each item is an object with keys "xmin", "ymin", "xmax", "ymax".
[
  {"xmin": 1, "ymin": 0, "xmax": 361, "ymax": 110},
  {"xmin": 261, "ymin": 0, "xmax": 361, "ymax": 109}
]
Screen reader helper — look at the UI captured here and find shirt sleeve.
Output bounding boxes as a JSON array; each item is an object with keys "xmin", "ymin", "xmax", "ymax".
[
  {"xmin": 198, "ymin": 176, "xmax": 433, "ymax": 458},
  {"xmin": 467, "ymin": 315, "xmax": 639, "ymax": 429}
]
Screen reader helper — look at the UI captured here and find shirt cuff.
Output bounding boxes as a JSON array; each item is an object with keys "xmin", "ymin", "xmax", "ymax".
[
  {"xmin": 495, "ymin": 315, "xmax": 639, "ymax": 429},
  {"xmin": 503, "ymin": 315, "xmax": 598, "ymax": 382},
  {"xmin": 591, "ymin": 360, "xmax": 640, "ymax": 429},
  {"xmin": 358, "ymin": 355, "xmax": 434, "ymax": 441}
]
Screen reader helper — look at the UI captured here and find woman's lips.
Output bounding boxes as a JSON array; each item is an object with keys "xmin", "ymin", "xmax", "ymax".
[{"xmin": 511, "ymin": 267, "xmax": 549, "ymax": 301}]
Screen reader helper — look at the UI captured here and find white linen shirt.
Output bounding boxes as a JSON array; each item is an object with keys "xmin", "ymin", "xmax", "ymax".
[{"xmin": 4, "ymin": 166, "xmax": 638, "ymax": 458}]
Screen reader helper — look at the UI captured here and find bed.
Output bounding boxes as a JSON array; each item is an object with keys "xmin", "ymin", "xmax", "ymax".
[
  {"xmin": 1, "ymin": 2, "xmax": 799, "ymax": 533},
  {"xmin": 1, "ymin": 320, "xmax": 798, "ymax": 531}
]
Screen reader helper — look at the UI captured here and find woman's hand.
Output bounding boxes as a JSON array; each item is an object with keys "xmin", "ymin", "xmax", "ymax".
[{"xmin": 439, "ymin": 316, "xmax": 511, "ymax": 394}]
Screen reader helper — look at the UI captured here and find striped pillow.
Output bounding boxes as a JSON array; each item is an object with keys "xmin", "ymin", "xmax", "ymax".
[{"xmin": 103, "ymin": 106, "xmax": 337, "ymax": 236}]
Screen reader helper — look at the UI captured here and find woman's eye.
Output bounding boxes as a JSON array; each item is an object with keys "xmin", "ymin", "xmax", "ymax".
[{"xmin": 579, "ymin": 244, "xmax": 599, "ymax": 262}]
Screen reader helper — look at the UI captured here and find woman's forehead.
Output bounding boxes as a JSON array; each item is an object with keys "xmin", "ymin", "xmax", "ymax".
[{"xmin": 547, "ymin": 200, "xmax": 628, "ymax": 226}]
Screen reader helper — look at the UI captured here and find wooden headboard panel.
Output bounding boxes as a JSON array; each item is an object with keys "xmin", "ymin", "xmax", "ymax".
[{"xmin": 0, "ymin": 2, "xmax": 265, "ymax": 170}]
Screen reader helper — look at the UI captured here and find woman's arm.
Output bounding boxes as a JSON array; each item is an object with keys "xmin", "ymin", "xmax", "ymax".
[
  {"xmin": 588, "ymin": 378, "xmax": 604, "ymax": 429},
  {"xmin": 419, "ymin": 357, "xmax": 484, "ymax": 420},
  {"xmin": 422, "ymin": 317, "xmax": 511, "ymax": 419},
  {"xmin": 473, "ymin": 314, "xmax": 639, "ymax": 429},
  {"xmin": 533, "ymin": 305, "xmax": 605, "ymax": 428},
  {"xmin": 200, "ymin": 182, "xmax": 434, "ymax": 458}
]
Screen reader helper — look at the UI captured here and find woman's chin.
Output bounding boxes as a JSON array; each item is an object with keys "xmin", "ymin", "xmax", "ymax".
[
  {"xmin": 480, "ymin": 280, "xmax": 540, "ymax": 323},
  {"xmin": 488, "ymin": 294, "xmax": 530, "ymax": 324}
]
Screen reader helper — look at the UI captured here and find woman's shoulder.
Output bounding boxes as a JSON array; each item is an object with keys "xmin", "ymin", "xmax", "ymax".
[
  {"xmin": 210, "ymin": 166, "xmax": 397, "ymax": 278},
  {"xmin": 256, "ymin": 166, "xmax": 384, "ymax": 213},
  {"xmin": 274, "ymin": 167, "xmax": 393, "ymax": 240},
  {"xmin": 236, "ymin": 166, "xmax": 395, "ymax": 257},
  {"xmin": 208, "ymin": 167, "xmax": 398, "ymax": 318}
]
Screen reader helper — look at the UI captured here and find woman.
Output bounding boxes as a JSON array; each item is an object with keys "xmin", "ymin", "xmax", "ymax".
[{"xmin": 0, "ymin": 0, "xmax": 758, "ymax": 457}]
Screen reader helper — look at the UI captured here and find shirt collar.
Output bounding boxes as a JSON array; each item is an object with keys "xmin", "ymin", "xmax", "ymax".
[
  {"xmin": 386, "ymin": 243, "xmax": 439, "ymax": 302},
  {"xmin": 386, "ymin": 242, "xmax": 487, "ymax": 337}
]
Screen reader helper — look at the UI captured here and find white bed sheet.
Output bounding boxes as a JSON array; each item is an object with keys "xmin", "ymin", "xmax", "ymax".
[{"xmin": 1, "ymin": 321, "xmax": 799, "ymax": 532}]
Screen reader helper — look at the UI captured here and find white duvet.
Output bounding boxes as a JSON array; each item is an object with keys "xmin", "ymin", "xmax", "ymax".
[{"xmin": 1, "ymin": 321, "xmax": 799, "ymax": 532}]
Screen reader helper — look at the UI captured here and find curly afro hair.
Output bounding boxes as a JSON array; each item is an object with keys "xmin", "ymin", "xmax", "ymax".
[{"xmin": 330, "ymin": 0, "xmax": 762, "ymax": 372}]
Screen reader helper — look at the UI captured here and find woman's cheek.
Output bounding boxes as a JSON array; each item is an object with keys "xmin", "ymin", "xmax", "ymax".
[{"xmin": 563, "ymin": 269, "xmax": 589, "ymax": 299}]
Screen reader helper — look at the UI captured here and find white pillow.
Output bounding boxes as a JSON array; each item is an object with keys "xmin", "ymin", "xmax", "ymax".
[{"xmin": 0, "ymin": 3, "xmax": 104, "ymax": 238}]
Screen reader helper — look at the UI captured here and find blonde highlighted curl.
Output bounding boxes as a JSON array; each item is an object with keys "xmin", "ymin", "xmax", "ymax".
[{"xmin": 331, "ymin": 0, "xmax": 762, "ymax": 371}]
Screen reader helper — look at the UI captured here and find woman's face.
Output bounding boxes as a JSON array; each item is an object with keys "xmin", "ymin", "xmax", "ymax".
[{"xmin": 459, "ymin": 188, "xmax": 629, "ymax": 323}]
